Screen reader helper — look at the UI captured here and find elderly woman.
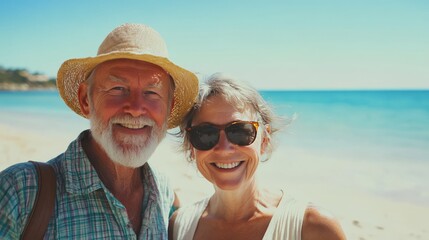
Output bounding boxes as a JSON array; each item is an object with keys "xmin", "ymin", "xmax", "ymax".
[{"xmin": 169, "ymin": 74, "xmax": 346, "ymax": 240}]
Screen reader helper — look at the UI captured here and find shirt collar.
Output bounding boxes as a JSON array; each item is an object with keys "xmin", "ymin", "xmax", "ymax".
[{"xmin": 62, "ymin": 130, "xmax": 103, "ymax": 194}]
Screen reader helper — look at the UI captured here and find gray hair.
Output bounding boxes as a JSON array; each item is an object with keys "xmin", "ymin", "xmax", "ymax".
[{"xmin": 177, "ymin": 73, "xmax": 284, "ymax": 162}]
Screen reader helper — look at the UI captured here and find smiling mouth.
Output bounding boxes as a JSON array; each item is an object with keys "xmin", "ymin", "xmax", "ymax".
[
  {"xmin": 117, "ymin": 123, "xmax": 148, "ymax": 129},
  {"xmin": 212, "ymin": 161, "xmax": 243, "ymax": 169}
]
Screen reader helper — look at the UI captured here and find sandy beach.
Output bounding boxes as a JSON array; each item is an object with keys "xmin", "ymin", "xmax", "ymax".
[{"xmin": 1, "ymin": 120, "xmax": 428, "ymax": 240}]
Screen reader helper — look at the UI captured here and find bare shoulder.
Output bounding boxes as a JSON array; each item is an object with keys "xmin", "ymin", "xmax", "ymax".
[{"xmin": 301, "ymin": 205, "xmax": 347, "ymax": 240}]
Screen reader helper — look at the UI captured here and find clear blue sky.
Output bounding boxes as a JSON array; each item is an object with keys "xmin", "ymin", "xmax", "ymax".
[{"xmin": 1, "ymin": 0, "xmax": 428, "ymax": 90}]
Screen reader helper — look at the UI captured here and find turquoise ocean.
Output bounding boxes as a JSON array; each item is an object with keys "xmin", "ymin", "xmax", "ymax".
[
  {"xmin": 261, "ymin": 90, "xmax": 429, "ymax": 163},
  {"xmin": 1, "ymin": 90, "xmax": 428, "ymax": 204}
]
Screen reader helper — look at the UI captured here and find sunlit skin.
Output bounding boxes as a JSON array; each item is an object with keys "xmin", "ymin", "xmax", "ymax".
[
  {"xmin": 184, "ymin": 95, "xmax": 281, "ymax": 240},
  {"xmin": 81, "ymin": 59, "xmax": 171, "ymax": 145},
  {"xmin": 78, "ymin": 59, "xmax": 172, "ymax": 234},
  {"xmin": 191, "ymin": 95, "xmax": 264, "ymax": 192}
]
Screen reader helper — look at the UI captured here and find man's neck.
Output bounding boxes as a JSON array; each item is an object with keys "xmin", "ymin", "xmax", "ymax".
[{"xmin": 81, "ymin": 131, "xmax": 144, "ymax": 234}]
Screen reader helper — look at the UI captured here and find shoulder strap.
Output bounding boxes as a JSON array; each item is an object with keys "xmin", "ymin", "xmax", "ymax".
[
  {"xmin": 265, "ymin": 197, "xmax": 307, "ymax": 240},
  {"xmin": 20, "ymin": 161, "xmax": 57, "ymax": 240}
]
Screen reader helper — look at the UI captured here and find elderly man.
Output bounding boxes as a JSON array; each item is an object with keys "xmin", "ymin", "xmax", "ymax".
[{"xmin": 0, "ymin": 23, "xmax": 198, "ymax": 239}]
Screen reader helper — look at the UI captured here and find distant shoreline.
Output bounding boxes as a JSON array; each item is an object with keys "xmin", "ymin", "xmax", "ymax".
[{"xmin": 0, "ymin": 83, "xmax": 57, "ymax": 91}]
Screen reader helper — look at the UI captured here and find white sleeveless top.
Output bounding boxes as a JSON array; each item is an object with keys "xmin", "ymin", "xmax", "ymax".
[{"xmin": 173, "ymin": 194, "xmax": 307, "ymax": 240}]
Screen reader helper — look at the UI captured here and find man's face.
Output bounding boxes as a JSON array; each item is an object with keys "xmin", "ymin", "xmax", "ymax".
[{"xmin": 82, "ymin": 59, "xmax": 173, "ymax": 168}]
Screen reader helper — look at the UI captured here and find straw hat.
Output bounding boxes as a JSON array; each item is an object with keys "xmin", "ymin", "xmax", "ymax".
[{"xmin": 57, "ymin": 23, "xmax": 198, "ymax": 129}]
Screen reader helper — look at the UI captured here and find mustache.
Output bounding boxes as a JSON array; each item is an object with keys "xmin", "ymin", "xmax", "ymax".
[{"xmin": 109, "ymin": 115, "xmax": 155, "ymax": 127}]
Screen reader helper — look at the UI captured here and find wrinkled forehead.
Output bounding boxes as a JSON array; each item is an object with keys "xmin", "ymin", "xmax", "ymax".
[
  {"xmin": 89, "ymin": 59, "xmax": 173, "ymax": 88},
  {"xmin": 107, "ymin": 74, "xmax": 165, "ymax": 88}
]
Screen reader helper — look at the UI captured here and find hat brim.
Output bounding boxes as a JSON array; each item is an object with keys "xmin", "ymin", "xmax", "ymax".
[{"xmin": 57, "ymin": 52, "xmax": 198, "ymax": 129}]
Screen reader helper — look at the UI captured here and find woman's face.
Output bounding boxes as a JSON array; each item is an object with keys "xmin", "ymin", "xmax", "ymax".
[{"xmin": 190, "ymin": 95, "xmax": 266, "ymax": 191}]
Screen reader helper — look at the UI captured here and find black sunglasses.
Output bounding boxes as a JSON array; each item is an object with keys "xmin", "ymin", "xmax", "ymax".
[{"xmin": 186, "ymin": 121, "xmax": 260, "ymax": 151}]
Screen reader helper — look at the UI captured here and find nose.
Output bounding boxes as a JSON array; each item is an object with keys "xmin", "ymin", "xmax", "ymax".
[
  {"xmin": 124, "ymin": 92, "xmax": 147, "ymax": 117},
  {"xmin": 213, "ymin": 130, "xmax": 235, "ymax": 152}
]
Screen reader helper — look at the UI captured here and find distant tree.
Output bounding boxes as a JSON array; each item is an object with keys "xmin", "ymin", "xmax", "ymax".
[{"xmin": 0, "ymin": 65, "xmax": 57, "ymax": 89}]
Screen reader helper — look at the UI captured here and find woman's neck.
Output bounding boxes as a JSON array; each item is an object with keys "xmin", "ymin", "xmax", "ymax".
[{"xmin": 207, "ymin": 181, "xmax": 281, "ymax": 222}]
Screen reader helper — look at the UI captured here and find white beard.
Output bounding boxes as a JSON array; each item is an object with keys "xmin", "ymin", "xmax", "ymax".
[{"xmin": 89, "ymin": 113, "xmax": 167, "ymax": 168}]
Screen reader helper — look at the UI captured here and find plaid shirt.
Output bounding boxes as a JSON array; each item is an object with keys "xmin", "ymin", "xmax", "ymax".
[{"xmin": 0, "ymin": 131, "xmax": 174, "ymax": 239}]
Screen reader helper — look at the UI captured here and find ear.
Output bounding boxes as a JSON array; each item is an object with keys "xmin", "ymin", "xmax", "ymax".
[
  {"xmin": 78, "ymin": 83, "xmax": 91, "ymax": 117},
  {"xmin": 260, "ymin": 124, "xmax": 271, "ymax": 155}
]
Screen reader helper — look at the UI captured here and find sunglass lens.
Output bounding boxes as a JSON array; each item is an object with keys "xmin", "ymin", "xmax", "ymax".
[
  {"xmin": 190, "ymin": 125, "xmax": 219, "ymax": 150},
  {"xmin": 226, "ymin": 122, "xmax": 257, "ymax": 146}
]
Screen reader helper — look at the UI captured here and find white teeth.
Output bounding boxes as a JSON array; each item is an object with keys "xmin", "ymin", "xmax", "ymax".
[
  {"xmin": 214, "ymin": 162, "xmax": 240, "ymax": 169},
  {"xmin": 111, "ymin": 116, "xmax": 154, "ymax": 130},
  {"xmin": 119, "ymin": 123, "xmax": 146, "ymax": 129}
]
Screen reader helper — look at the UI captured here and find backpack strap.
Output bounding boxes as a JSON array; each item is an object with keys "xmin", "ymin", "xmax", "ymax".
[{"xmin": 20, "ymin": 161, "xmax": 57, "ymax": 240}]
